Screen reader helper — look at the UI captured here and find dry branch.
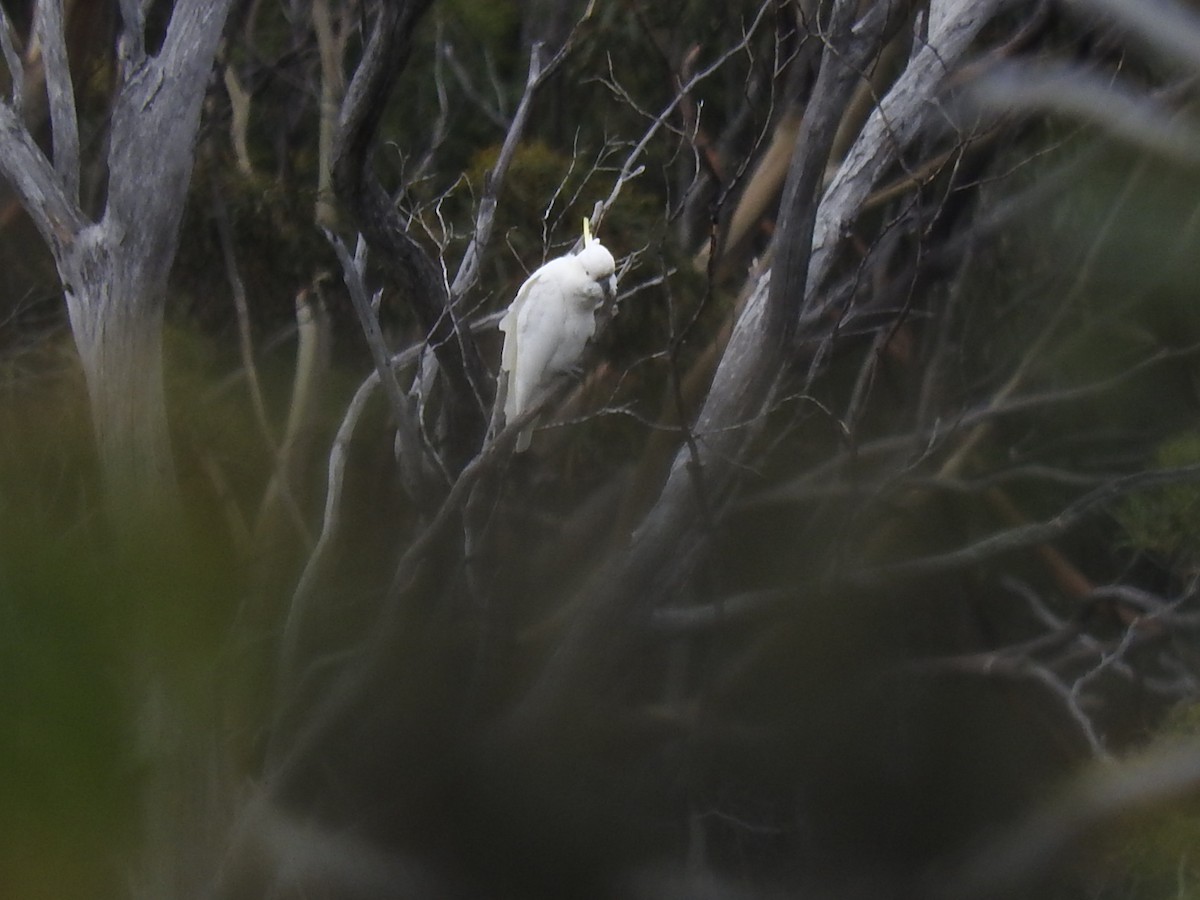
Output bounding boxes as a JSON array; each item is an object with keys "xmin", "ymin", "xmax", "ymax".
[{"xmin": 33, "ymin": 0, "xmax": 78, "ymax": 204}]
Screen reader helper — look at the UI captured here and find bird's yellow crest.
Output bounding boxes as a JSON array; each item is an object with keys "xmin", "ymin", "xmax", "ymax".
[{"xmin": 582, "ymin": 216, "xmax": 593, "ymax": 247}]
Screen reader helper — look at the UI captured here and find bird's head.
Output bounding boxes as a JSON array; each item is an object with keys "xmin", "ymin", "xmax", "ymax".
[
  {"xmin": 576, "ymin": 217, "xmax": 616, "ymax": 281},
  {"xmin": 576, "ymin": 240, "xmax": 616, "ymax": 281}
]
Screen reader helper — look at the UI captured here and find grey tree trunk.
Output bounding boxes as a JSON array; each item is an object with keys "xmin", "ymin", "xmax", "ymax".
[
  {"xmin": 0, "ymin": 3, "xmax": 234, "ymax": 896},
  {"xmin": 61, "ymin": 238, "xmax": 179, "ymax": 526},
  {"xmin": 0, "ymin": 0, "xmax": 232, "ymax": 531}
]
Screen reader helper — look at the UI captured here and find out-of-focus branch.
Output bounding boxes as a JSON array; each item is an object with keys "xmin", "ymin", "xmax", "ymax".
[
  {"xmin": 221, "ymin": 65, "xmax": 254, "ymax": 176},
  {"xmin": 277, "ymin": 352, "xmax": 402, "ymax": 695},
  {"xmin": 251, "ymin": 289, "xmax": 325, "ymax": 550},
  {"xmin": 937, "ymin": 741, "xmax": 1200, "ymax": 900},
  {"xmin": 312, "ymin": 0, "xmax": 349, "ymax": 227},
  {"xmin": 270, "ymin": 371, "xmax": 577, "ymax": 775},
  {"xmin": 751, "ymin": 335, "xmax": 1200, "ymax": 506},
  {"xmin": 213, "ymin": 185, "xmax": 322, "ymax": 553}
]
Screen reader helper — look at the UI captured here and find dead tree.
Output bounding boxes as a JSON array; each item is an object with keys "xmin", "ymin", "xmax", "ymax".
[{"xmin": 0, "ymin": 0, "xmax": 233, "ymax": 530}]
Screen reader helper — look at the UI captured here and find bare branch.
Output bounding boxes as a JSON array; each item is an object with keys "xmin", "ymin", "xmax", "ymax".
[
  {"xmin": 251, "ymin": 290, "xmax": 324, "ymax": 549},
  {"xmin": 0, "ymin": 6, "xmax": 24, "ymax": 113},
  {"xmin": 0, "ymin": 100, "xmax": 86, "ymax": 254},
  {"xmin": 213, "ymin": 181, "xmax": 274, "ymax": 451},
  {"xmin": 805, "ymin": 0, "xmax": 1018, "ymax": 305},
  {"xmin": 441, "ymin": 42, "xmax": 507, "ymax": 129},
  {"xmin": 312, "ymin": 0, "xmax": 348, "ymax": 226},
  {"xmin": 505, "ymin": 0, "xmax": 904, "ymax": 732},
  {"xmin": 117, "ymin": 0, "xmax": 146, "ymax": 71},
  {"xmin": 34, "ymin": 0, "xmax": 79, "ymax": 205},
  {"xmin": 278, "ymin": 356, "xmax": 396, "ymax": 693},
  {"xmin": 221, "ymin": 65, "xmax": 254, "ymax": 176},
  {"xmin": 277, "ymin": 308, "xmax": 507, "ymax": 699},
  {"xmin": 103, "ymin": 0, "xmax": 236, "ymax": 299},
  {"xmin": 271, "ymin": 366, "xmax": 573, "ymax": 774},
  {"xmin": 448, "ymin": 5, "xmax": 598, "ymax": 303},
  {"xmin": 449, "ymin": 41, "xmax": 549, "ymax": 302}
]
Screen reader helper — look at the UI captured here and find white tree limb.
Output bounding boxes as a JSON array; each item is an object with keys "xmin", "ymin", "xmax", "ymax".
[
  {"xmin": 0, "ymin": 99, "xmax": 86, "ymax": 255},
  {"xmin": 806, "ymin": 0, "xmax": 1017, "ymax": 303},
  {"xmin": 0, "ymin": 5, "xmax": 25, "ymax": 114},
  {"xmin": 34, "ymin": 0, "xmax": 79, "ymax": 204}
]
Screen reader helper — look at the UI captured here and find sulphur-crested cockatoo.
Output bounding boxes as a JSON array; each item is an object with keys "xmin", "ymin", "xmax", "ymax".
[{"xmin": 499, "ymin": 219, "xmax": 617, "ymax": 451}]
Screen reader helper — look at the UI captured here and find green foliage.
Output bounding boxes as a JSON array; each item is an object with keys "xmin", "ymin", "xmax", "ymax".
[
  {"xmin": 1116, "ymin": 432, "xmax": 1200, "ymax": 566},
  {"xmin": 442, "ymin": 0, "xmax": 519, "ymax": 44},
  {"xmin": 1101, "ymin": 707, "xmax": 1200, "ymax": 900}
]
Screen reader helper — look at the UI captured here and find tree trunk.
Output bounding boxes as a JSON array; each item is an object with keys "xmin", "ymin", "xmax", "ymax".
[{"xmin": 61, "ymin": 236, "xmax": 178, "ymax": 530}]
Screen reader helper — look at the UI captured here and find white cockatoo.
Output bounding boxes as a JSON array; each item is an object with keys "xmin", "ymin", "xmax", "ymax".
[{"xmin": 499, "ymin": 218, "xmax": 617, "ymax": 451}]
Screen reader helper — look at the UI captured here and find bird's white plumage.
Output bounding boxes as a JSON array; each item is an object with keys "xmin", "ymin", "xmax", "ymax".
[{"xmin": 499, "ymin": 228, "xmax": 617, "ymax": 451}]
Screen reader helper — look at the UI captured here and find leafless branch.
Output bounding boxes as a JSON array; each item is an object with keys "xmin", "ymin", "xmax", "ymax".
[
  {"xmin": 0, "ymin": 5, "xmax": 23, "ymax": 114},
  {"xmin": 805, "ymin": 0, "xmax": 1019, "ymax": 305},
  {"xmin": 278, "ymin": 354, "xmax": 399, "ymax": 693},
  {"xmin": 325, "ymin": 230, "xmax": 432, "ymax": 508},
  {"xmin": 116, "ymin": 0, "xmax": 146, "ymax": 70},
  {"xmin": 0, "ymin": 98, "xmax": 86, "ymax": 255},
  {"xmin": 449, "ymin": 40, "xmax": 553, "ymax": 302},
  {"xmin": 34, "ymin": 0, "xmax": 79, "ymax": 205}
]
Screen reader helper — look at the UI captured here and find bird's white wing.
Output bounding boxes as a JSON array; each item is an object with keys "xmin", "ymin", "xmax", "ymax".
[
  {"xmin": 499, "ymin": 269, "xmax": 539, "ymax": 424},
  {"xmin": 510, "ymin": 270, "xmax": 573, "ymax": 418}
]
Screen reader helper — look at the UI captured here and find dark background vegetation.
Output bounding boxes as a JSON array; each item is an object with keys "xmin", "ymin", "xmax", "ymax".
[{"xmin": 5, "ymin": 1, "xmax": 1200, "ymax": 898}]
